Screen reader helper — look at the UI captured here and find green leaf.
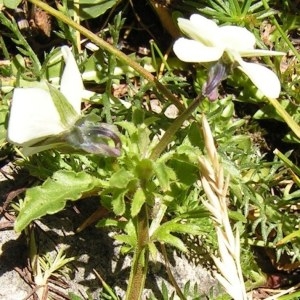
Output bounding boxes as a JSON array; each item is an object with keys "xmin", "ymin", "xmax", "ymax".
[
  {"xmin": 279, "ymin": 291, "xmax": 300, "ymax": 300},
  {"xmin": 14, "ymin": 170, "xmax": 103, "ymax": 232},
  {"xmin": 162, "ymin": 281, "xmax": 169, "ymax": 300},
  {"xmin": 96, "ymin": 218, "xmax": 122, "ymax": 229},
  {"xmin": 109, "ymin": 168, "xmax": 134, "ymax": 189},
  {"xmin": 277, "ymin": 229, "xmax": 300, "ymax": 246},
  {"xmin": 113, "ymin": 219, "xmax": 137, "ymax": 250},
  {"xmin": 68, "ymin": 292, "xmax": 84, "ymax": 300},
  {"xmin": 154, "ymin": 162, "xmax": 175, "ymax": 192},
  {"xmin": 3, "ymin": 0, "xmax": 22, "ymax": 9},
  {"xmin": 168, "ymin": 158, "xmax": 198, "ymax": 187},
  {"xmin": 116, "ymin": 121, "xmax": 137, "ymax": 136},
  {"xmin": 228, "ymin": 210, "xmax": 247, "ymax": 222},
  {"xmin": 82, "ymin": 50, "xmax": 107, "ymax": 83},
  {"xmin": 111, "ymin": 189, "xmax": 127, "ymax": 215},
  {"xmin": 78, "ymin": 0, "xmax": 119, "ymax": 20},
  {"xmin": 117, "ymin": 122, "xmax": 151, "ymax": 156},
  {"xmin": 0, "ymin": 105, "xmax": 8, "ymax": 146},
  {"xmin": 151, "ymin": 220, "xmax": 200, "ymax": 252},
  {"xmin": 155, "ymin": 232, "xmax": 187, "ymax": 252},
  {"xmin": 114, "ymin": 234, "xmax": 136, "ymax": 249},
  {"xmin": 131, "ymin": 188, "xmax": 146, "ymax": 217}
]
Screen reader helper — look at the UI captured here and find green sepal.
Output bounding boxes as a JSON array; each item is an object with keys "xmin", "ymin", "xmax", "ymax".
[{"xmin": 47, "ymin": 82, "xmax": 79, "ymax": 128}]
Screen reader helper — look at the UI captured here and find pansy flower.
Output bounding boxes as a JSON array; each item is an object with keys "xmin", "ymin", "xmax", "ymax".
[
  {"xmin": 173, "ymin": 14, "xmax": 285, "ymax": 98},
  {"xmin": 7, "ymin": 46, "xmax": 121, "ymax": 156}
]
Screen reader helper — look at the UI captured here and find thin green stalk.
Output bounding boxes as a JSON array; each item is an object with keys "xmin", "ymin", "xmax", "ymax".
[
  {"xmin": 150, "ymin": 96, "xmax": 202, "ymax": 160},
  {"xmin": 161, "ymin": 244, "xmax": 187, "ymax": 300},
  {"xmin": 260, "ymin": 0, "xmax": 300, "ymax": 139},
  {"xmin": 267, "ymin": 98, "xmax": 300, "ymax": 139},
  {"xmin": 93, "ymin": 269, "xmax": 119, "ymax": 300},
  {"xmin": 125, "ymin": 204, "xmax": 149, "ymax": 300},
  {"xmin": 262, "ymin": 0, "xmax": 300, "ymax": 62},
  {"xmin": 0, "ymin": 13, "xmax": 41, "ymax": 76},
  {"xmin": 27, "ymin": 0, "xmax": 185, "ymax": 112},
  {"xmin": 273, "ymin": 148, "xmax": 300, "ymax": 179}
]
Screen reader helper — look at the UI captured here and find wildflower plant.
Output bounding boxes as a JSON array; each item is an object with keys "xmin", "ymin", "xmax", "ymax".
[{"xmin": 1, "ymin": 0, "xmax": 300, "ymax": 299}]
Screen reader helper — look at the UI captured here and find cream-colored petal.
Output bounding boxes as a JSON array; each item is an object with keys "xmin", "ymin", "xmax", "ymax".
[
  {"xmin": 219, "ymin": 26, "xmax": 256, "ymax": 50},
  {"xmin": 7, "ymin": 88, "xmax": 64, "ymax": 146},
  {"xmin": 178, "ymin": 14, "xmax": 220, "ymax": 47},
  {"xmin": 238, "ymin": 49, "xmax": 285, "ymax": 57},
  {"xmin": 60, "ymin": 46, "xmax": 83, "ymax": 114},
  {"xmin": 173, "ymin": 38, "xmax": 223, "ymax": 62},
  {"xmin": 238, "ymin": 60, "xmax": 281, "ymax": 98}
]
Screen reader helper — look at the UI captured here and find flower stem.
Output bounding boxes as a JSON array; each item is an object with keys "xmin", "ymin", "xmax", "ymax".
[
  {"xmin": 27, "ymin": 0, "xmax": 185, "ymax": 112},
  {"xmin": 259, "ymin": 0, "xmax": 300, "ymax": 139},
  {"xmin": 262, "ymin": 0, "xmax": 300, "ymax": 62},
  {"xmin": 150, "ymin": 96, "xmax": 202, "ymax": 160},
  {"xmin": 267, "ymin": 98, "xmax": 300, "ymax": 139},
  {"xmin": 126, "ymin": 97, "xmax": 202, "ymax": 298}
]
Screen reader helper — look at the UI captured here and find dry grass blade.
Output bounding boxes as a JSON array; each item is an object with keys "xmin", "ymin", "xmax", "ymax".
[{"xmin": 198, "ymin": 114, "xmax": 248, "ymax": 300}]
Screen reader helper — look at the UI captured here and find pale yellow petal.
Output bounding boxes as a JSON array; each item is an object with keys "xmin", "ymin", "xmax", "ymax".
[
  {"xmin": 178, "ymin": 14, "xmax": 220, "ymax": 46},
  {"xmin": 173, "ymin": 38, "xmax": 223, "ymax": 62},
  {"xmin": 219, "ymin": 26, "xmax": 256, "ymax": 50},
  {"xmin": 238, "ymin": 60, "xmax": 281, "ymax": 98},
  {"xmin": 60, "ymin": 46, "xmax": 83, "ymax": 114},
  {"xmin": 7, "ymin": 88, "xmax": 64, "ymax": 146}
]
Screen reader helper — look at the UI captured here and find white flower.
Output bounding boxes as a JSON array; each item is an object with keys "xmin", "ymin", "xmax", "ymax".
[
  {"xmin": 173, "ymin": 14, "xmax": 285, "ymax": 98},
  {"xmin": 7, "ymin": 46, "xmax": 121, "ymax": 156},
  {"xmin": 7, "ymin": 46, "xmax": 82, "ymax": 149}
]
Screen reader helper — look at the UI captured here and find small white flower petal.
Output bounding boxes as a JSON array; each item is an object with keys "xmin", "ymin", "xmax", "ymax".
[
  {"xmin": 60, "ymin": 46, "xmax": 83, "ymax": 114},
  {"xmin": 173, "ymin": 38, "xmax": 223, "ymax": 62},
  {"xmin": 7, "ymin": 88, "xmax": 64, "ymax": 146},
  {"xmin": 219, "ymin": 26, "xmax": 256, "ymax": 50},
  {"xmin": 238, "ymin": 60, "xmax": 281, "ymax": 98},
  {"xmin": 185, "ymin": 14, "xmax": 220, "ymax": 46}
]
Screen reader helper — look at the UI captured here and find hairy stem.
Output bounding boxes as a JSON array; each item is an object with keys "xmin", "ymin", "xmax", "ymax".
[{"xmin": 125, "ymin": 204, "xmax": 149, "ymax": 300}]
